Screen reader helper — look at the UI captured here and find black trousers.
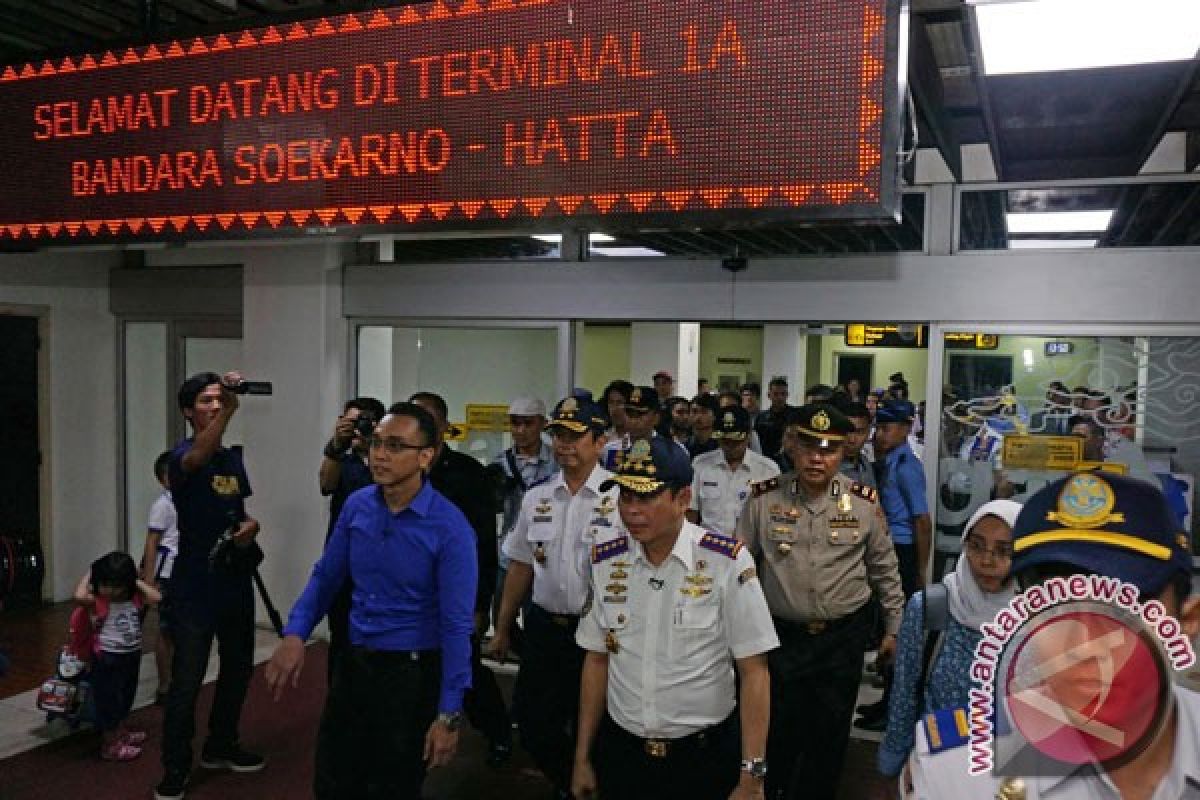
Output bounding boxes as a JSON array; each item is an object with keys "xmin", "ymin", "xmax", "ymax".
[
  {"xmin": 315, "ymin": 646, "xmax": 441, "ymax": 800},
  {"xmin": 91, "ymin": 650, "xmax": 141, "ymax": 732},
  {"xmin": 325, "ymin": 580, "xmax": 352, "ymax": 689},
  {"xmin": 465, "ymin": 633, "xmax": 512, "ymax": 747},
  {"xmin": 595, "ymin": 713, "xmax": 740, "ymax": 800},
  {"xmin": 513, "ymin": 605, "xmax": 585, "ymax": 790},
  {"xmin": 161, "ymin": 589, "xmax": 255, "ymax": 773},
  {"xmin": 767, "ymin": 603, "xmax": 873, "ymax": 800}
]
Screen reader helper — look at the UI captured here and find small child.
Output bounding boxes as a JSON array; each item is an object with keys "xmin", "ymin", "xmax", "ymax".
[
  {"xmin": 141, "ymin": 451, "xmax": 178, "ymax": 705},
  {"xmin": 73, "ymin": 551, "xmax": 161, "ymax": 761}
]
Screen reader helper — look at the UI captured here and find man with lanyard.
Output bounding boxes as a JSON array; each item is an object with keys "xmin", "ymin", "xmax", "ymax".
[
  {"xmin": 573, "ymin": 436, "xmax": 778, "ymax": 800},
  {"xmin": 266, "ymin": 403, "xmax": 477, "ymax": 798},
  {"xmin": 156, "ymin": 372, "xmax": 263, "ymax": 800},
  {"xmin": 490, "ymin": 395, "xmax": 559, "ymax": 635},
  {"xmin": 488, "ymin": 397, "xmax": 616, "ymax": 799},
  {"xmin": 317, "ymin": 395, "xmax": 386, "ymax": 685},
  {"xmin": 736, "ymin": 404, "xmax": 905, "ymax": 800},
  {"xmin": 688, "ymin": 405, "xmax": 781, "ymax": 536},
  {"xmin": 859, "ymin": 399, "xmax": 932, "ymax": 733},
  {"xmin": 906, "ymin": 471, "xmax": 1200, "ymax": 800},
  {"xmin": 409, "ymin": 391, "xmax": 512, "ymax": 766}
]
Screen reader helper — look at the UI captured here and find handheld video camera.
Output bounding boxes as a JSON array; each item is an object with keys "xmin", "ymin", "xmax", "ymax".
[
  {"xmin": 209, "ymin": 513, "xmax": 264, "ymax": 574},
  {"xmin": 222, "ymin": 378, "xmax": 273, "ymax": 396}
]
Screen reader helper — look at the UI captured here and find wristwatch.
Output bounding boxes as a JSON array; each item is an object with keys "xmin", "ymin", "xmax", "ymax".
[
  {"xmin": 740, "ymin": 758, "xmax": 768, "ymax": 779},
  {"xmin": 436, "ymin": 711, "xmax": 464, "ymax": 731}
]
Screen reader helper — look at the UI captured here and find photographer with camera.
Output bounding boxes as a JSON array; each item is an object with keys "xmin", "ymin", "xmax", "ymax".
[
  {"xmin": 319, "ymin": 397, "xmax": 387, "ymax": 685},
  {"xmin": 156, "ymin": 371, "xmax": 265, "ymax": 800}
]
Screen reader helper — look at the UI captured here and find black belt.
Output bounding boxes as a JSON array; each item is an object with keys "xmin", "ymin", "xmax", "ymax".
[
  {"xmin": 773, "ymin": 601, "xmax": 869, "ymax": 637},
  {"xmin": 351, "ymin": 645, "xmax": 438, "ymax": 662},
  {"xmin": 606, "ymin": 712, "xmax": 735, "ymax": 759},
  {"xmin": 531, "ymin": 603, "xmax": 581, "ymax": 629}
]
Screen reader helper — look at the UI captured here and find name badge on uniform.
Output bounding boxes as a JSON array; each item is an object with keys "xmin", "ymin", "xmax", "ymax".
[
  {"xmin": 591, "ymin": 516, "xmax": 613, "ymax": 527},
  {"xmin": 533, "ymin": 515, "xmax": 553, "ymax": 524},
  {"xmin": 703, "ymin": 481, "xmax": 719, "ymax": 487}
]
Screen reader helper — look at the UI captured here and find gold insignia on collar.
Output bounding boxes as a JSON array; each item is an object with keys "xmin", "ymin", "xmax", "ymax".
[
  {"xmin": 1048, "ymin": 473, "xmax": 1125, "ymax": 529},
  {"xmin": 812, "ymin": 410, "xmax": 831, "ymax": 432}
]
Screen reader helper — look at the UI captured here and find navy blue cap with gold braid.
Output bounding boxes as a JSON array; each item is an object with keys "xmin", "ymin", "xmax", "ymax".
[
  {"xmin": 591, "ymin": 536, "xmax": 630, "ymax": 564},
  {"xmin": 922, "ymin": 707, "xmax": 972, "ymax": 755},
  {"xmin": 599, "ymin": 436, "xmax": 694, "ymax": 495},
  {"xmin": 698, "ymin": 531, "xmax": 743, "ymax": 560},
  {"xmin": 1011, "ymin": 470, "xmax": 1193, "ymax": 596}
]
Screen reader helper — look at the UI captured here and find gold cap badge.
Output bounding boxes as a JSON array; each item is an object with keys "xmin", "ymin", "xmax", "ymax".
[
  {"xmin": 812, "ymin": 410, "xmax": 831, "ymax": 432},
  {"xmin": 1048, "ymin": 473, "xmax": 1125, "ymax": 529}
]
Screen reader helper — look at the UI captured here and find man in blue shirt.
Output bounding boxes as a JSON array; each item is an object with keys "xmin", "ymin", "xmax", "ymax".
[
  {"xmin": 858, "ymin": 399, "xmax": 931, "ymax": 732},
  {"xmin": 266, "ymin": 403, "xmax": 478, "ymax": 799},
  {"xmin": 157, "ymin": 371, "xmax": 264, "ymax": 800}
]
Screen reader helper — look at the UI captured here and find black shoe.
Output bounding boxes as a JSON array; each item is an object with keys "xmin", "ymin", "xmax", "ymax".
[
  {"xmin": 154, "ymin": 770, "xmax": 189, "ymax": 800},
  {"xmin": 200, "ymin": 744, "xmax": 266, "ymax": 773},
  {"xmin": 487, "ymin": 741, "xmax": 512, "ymax": 768},
  {"xmin": 856, "ymin": 700, "xmax": 885, "ymax": 717},
  {"xmin": 855, "ymin": 714, "xmax": 888, "ymax": 733}
]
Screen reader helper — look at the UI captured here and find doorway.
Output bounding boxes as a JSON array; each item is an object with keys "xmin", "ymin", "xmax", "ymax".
[{"xmin": 0, "ymin": 314, "xmax": 44, "ymax": 605}]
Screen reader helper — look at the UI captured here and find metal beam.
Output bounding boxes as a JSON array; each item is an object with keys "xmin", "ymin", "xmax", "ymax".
[{"xmin": 909, "ymin": 18, "xmax": 962, "ymax": 182}]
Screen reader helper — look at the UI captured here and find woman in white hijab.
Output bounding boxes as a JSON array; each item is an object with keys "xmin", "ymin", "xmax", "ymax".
[{"xmin": 877, "ymin": 499, "xmax": 1023, "ymax": 776}]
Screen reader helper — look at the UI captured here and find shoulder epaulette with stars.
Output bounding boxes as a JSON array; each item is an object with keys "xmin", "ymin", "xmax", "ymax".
[
  {"xmin": 849, "ymin": 482, "xmax": 878, "ymax": 503},
  {"xmin": 751, "ymin": 477, "xmax": 780, "ymax": 497},
  {"xmin": 591, "ymin": 536, "xmax": 630, "ymax": 564},
  {"xmin": 698, "ymin": 531, "xmax": 743, "ymax": 559}
]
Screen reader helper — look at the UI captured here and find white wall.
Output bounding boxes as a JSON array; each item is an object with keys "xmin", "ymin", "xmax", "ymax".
[
  {"xmin": 762, "ymin": 325, "xmax": 806, "ymax": 402},
  {"xmin": 0, "ymin": 251, "xmax": 121, "ymax": 599}
]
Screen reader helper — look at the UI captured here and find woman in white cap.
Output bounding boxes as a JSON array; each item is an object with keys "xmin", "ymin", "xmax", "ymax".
[{"xmin": 877, "ymin": 499, "xmax": 1023, "ymax": 776}]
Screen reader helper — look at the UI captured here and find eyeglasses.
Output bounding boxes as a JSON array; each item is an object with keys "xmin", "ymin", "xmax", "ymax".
[
  {"xmin": 367, "ymin": 436, "xmax": 429, "ymax": 455},
  {"xmin": 964, "ymin": 535, "xmax": 1013, "ymax": 561}
]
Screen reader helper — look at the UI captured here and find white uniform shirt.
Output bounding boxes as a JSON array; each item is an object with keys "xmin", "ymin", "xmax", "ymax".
[
  {"xmin": 907, "ymin": 686, "xmax": 1200, "ymax": 799},
  {"xmin": 147, "ymin": 490, "xmax": 179, "ymax": 579},
  {"xmin": 503, "ymin": 464, "xmax": 619, "ymax": 615},
  {"xmin": 576, "ymin": 522, "xmax": 779, "ymax": 739},
  {"xmin": 688, "ymin": 449, "xmax": 781, "ymax": 536}
]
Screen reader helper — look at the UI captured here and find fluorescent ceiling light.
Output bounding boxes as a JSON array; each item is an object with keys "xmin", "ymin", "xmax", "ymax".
[
  {"xmin": 1008, "ymin": 239, "xmax": 1098, "ymax": 250},
  {"xmin": 970, "ymin": 0, "xmax": 1200, "ymax": 75},
  {"xmin": 531, "ymin": 233, "xmax": 616, "ymax": 243},
  {"xmin": 591, "ymin": 246, "xmax": 666, "ymax": 257},
  {"xmin": 1006, "ymin": 210, "xmax": 1113, "ymax": 234}
]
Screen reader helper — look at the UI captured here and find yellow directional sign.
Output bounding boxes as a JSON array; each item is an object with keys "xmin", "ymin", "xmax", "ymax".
[
  {"xmin": 465, "ymin": 404, "xmax": 511, "ymax": 432},
  {"xmin": 1002, "ymin": 435, "xmax": 1083, "ymax": 470}
]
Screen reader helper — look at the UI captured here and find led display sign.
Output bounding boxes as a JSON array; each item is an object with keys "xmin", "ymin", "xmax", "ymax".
[{"xmin": 0, "ymin": 0, "xmax": 901, "ymax": 244}]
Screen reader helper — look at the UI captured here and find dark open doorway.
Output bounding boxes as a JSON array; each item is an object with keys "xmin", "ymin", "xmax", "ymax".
[{"xmin": 0, "ymin": 314, "xmax": 43, "ymax": 606}]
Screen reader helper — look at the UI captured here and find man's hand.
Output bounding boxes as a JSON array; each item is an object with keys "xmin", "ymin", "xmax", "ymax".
[
  {"xmin": 571, "ymin": 757, "xmax": 598, "ymax": 799},
  {"xmin": 423, "ymin": 719, "xmax": 460, "ymax": 768},
  {"xmin": 264, "ymin": 635, "xmax": 305, "ymax": 701},
  {"xmin": 232, "ymin": 517, "xmax": 260, "ymax": 546},
  {"xmin": 730, "ymin": 775, "xmax": 766, "ymax": 799},
  {"xmin": 486, "ymin": 629, "xmax": 511, "ymax": 663},
  {"xmin": 332, "ymin": 413, "xmax": 357, "ymax": 452},
  {"xmin": 876, "ymin": 633, "xmax": 897, "ymax": 667}
]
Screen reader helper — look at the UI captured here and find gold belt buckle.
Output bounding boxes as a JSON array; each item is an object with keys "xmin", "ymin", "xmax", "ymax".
[
  {"xmin": 805, "ymin": 620, "xmax": 828, "ymax": 635},
  {"xmin": 644, "ymin": 739, "xmax": 669, "ymax": 758}
]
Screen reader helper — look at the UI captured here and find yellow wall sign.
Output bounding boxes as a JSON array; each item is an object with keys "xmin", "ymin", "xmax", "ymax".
[
  {"xmin": 1002, "ymin": 435, "xmax": 1083, "ymax": 470},
  {"xmin": 465, "ymin": 404, "xmax": 511, "ymax": 433},
  {"xmin": 444, "ymin": 424, "xmax": 469, "ymax": 442}
]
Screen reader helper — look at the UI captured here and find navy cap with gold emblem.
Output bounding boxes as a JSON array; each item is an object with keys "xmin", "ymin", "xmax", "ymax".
[
  {"xmin": 545, "ymin": 395, "xmax": 609, "ymax": 434},
  {"xmin": 624, "ymin": 386, "xmax": 660, "ymax": 414},
  {"xmin": 1011, "ymin": 470, "xmax": 1193, "ymax": 596},
  {"xmin": 874, "ymin": 399, "xmax": 916, "ymax": 424},
  {"xmin": 599, "ymin": 436, "xmax": 694, "ymax": 494},
  {"xmin": 785, "ymin": 403, "xmax": 854, "ymax": 449},
  {"xmin": 714, "ymin": 404, "xmax": 752, "ymax": 439}
]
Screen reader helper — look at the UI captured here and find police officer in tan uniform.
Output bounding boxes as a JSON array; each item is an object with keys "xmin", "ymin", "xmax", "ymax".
[{"xmin": 736, "ymin": 404, "xmax": 905, "ymax": 800}]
